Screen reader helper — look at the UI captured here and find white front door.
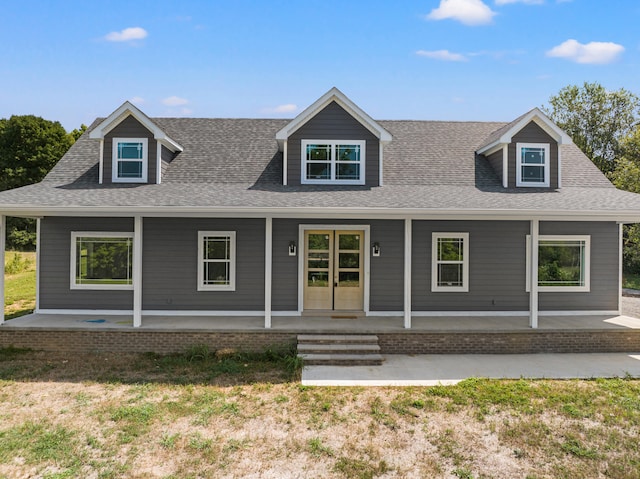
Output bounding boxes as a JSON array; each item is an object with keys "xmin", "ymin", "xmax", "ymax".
[{"xmin": 303, "ymin": 230, "xmax": 364, "ymax": 311}]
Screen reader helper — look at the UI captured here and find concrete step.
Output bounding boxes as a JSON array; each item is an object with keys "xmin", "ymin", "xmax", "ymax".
[
  {"xmin": 298, "ymin": 344, "xmax": 381, "ymax": 355},
  {"xmin": 300, "ymin": 353, "xmax": 384, "ymax": 366},
  {"xmin": 297, "ymin": 334, "xmax": 383, "ymax": 366},
  {"xmin": 297, "ymin": 334, "xmax": 379, "ymax": 344}
]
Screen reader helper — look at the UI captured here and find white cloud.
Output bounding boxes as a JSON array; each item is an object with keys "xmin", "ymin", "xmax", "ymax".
[
  {"xmin": 546, "ymin": 39, "xmax": 624, "ymax": 64},
  {"xmin": 427, "ymin": 0, "xmax": 496, "ymax": 26},
  {"xmin": 162, "ymin": 96, "xmax": 189, "ymax": 106},
  {"xmin": 262, "ymin": 104, "xmax": 298, "ymax": 114},
  {"xmin": 495, "ymin": 0, "xmax": 543, "ymax": 5},
  {"xmin": 130, "ymin": 96, "xmax": 145, "ymax": 105},
  {"xmin": 416, "ymin": 49, "xmax": 468, "ymax": 61},
  {"xmin": 105, "ymin": 27, "xmax": 148, "ymax": 42}
]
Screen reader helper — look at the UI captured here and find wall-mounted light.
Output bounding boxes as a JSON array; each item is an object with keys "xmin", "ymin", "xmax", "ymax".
[
  {"xmin": 372, "ymin": 242, "xmax": 381, "ymax": 257},
  {"xmin": 288, "ymin": 241, "xmax": 297, "ymax": 256}
]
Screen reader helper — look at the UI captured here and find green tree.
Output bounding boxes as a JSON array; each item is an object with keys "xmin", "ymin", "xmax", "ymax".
[
  {"xmin": 543, "ymin": 82, "xmax": 640, "ymax": 173},
  {"xmin": 0, "ymin": 115, "xmax": 77, "ymax": 249},
  {"xmin": 610, "ymin": 132, "xmax": 640, "ymax": 274}
]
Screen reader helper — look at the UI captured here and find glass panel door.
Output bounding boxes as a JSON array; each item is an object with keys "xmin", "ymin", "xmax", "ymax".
[{"xmin": 303, "ymin": 229, "xmax": 364, "ymax": 311}]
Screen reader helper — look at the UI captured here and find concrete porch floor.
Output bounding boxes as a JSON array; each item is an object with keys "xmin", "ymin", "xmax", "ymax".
[{"xmin": 3, "ymin": 312, "xmax": 640, "ymax": 332}]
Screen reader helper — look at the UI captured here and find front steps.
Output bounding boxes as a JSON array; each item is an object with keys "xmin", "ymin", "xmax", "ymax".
[{"xmin": 297, "ymin": 334, "xmax": 383, "ymax": 366}]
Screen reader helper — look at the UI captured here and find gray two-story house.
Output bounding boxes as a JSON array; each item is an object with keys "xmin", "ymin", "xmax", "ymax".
[{"xmin": 2, "ymin": 87, "xmax": 640, "ymax": 335}]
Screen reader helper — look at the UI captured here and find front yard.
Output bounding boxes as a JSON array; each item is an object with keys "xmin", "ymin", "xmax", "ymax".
[{"xmin": 0, "ymin": 347, "xmax": 639, "ymax": 479}]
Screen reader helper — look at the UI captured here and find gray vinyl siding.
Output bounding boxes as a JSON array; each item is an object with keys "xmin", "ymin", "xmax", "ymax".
[
  {"xmin": 160, "ymin": 145, "xmax": 174, "ymax": 181},
  {"xmin": 412, "ymin": 221, "xmax": 530, "ymax": 311},
  {"xmin": 143, "ymin": 218, "xmax": 265, "ymax": 311},
  {"xmin": 39, "ymin": 217, "xmax": 134, "ymax": 310},
  {"xmin": 271, "ymin": 219, "xmax": 299, "ymax": 311},
  {"xmin": 369, "ymin": 220, "xmax": 405, "ymax": 311},
  {"xmin": 270, "ymin": 219, "xmax": 404, "ymax": 311},
  {"xmin": 103, "ymin": 115, "xmax": 157, "ymax": 185},
  {"xmin": 539, "ymin": 221, "xmax": 619, "ymax": 311},
  {"xmin": 508, "ymin": 121, "xmax": 559, "ymax": 189},
  {"xmin": 287, "ymin": 101, "xmax": 380, "ymax": 187},
  {"xmin": 485, "ymin": 149, "xmax": 503, "ymax": 184}
]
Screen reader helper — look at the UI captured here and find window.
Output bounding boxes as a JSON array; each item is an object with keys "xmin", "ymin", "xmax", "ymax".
[
  {"xmin": 198, "ymin": 231, "xmax": 236, "ymax": 291},
  {"xmin": 432, "ymin": 233, "xmax": 469, "ymax": 292},
  {"xmin": 526, "ymin": 235, "xmax": 590, "ymax": 292},
  {"xmin": 112, "ymin": 137, "xmax": 148, "ymax": 183},
  {"xmin": 70, "ymin": 232, "xmax": 133, "ymax": 290},
  {"xmin": 301, "ymin": 140, "xmax": 365, "ymax": 185},
  {"xmin": 516, "ymin": 143, "xmax": 550, "ymax": 187}
]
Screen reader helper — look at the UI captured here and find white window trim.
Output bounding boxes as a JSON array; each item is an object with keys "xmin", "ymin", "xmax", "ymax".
[
  {"xmin": 526, "ymin": 235, "xmax": 590, "ymax": 292},
  {"xmin": 198, "ymin": 231, "xmax": 236, "ymax": 291},
  {"xmin": 301, "ymin": 139, "xmax": 366, "ymax": 185},
  {"xmin": 516, "ymin": 142, "xmax": 550, "ymax": 188},
  {"xmin": 431, "ymin": 232, "xmax": 469, "ymax": 293},
  {"xmin": 112, "ymin": 137, "xmax": 148, "ymax": 183},
  {"xmin": 70, "ymin": 232, "xmax": 134, "ymax": 290}
]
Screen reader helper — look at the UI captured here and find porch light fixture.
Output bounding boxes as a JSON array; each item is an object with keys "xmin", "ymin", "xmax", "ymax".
[
  {"xmin": 372, "ymin": 242, "xmax": 381, "ymax": 257},
  {"xmin": 288, "ymin": 241, "xmax": 297, "ymax": 256}
]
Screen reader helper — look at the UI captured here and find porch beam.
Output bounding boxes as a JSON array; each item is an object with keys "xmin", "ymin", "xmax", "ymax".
[
  {"xmin": 529, "ymin": 219, "xmax": 539, "ymax": 328},
  {"xmin": 264, "ymin": 217, "xmax": 272, "ymax": 328},
  {"xmin": 133, "ymin": 216, "xmax": 143, "ymax": 328},
  {"xmin": 0, "ymin": 215, "xmax": 5, "ymax": 325},
  {"xmin": 404, "ymin": 218, "xmax": 412, "ymax": 329}
]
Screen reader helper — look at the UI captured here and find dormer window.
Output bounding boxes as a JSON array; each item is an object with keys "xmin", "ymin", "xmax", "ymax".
[
  {"xmin": 112, "ymin": 138, "xmax": 148, "ymax": 183},
  {"xmin": 301, "ymin": 140, "xmax": 365, "ymax": 185},
  {"xmin": 516, "ymin": 143, "xmax": 550, "ymax": 187}
]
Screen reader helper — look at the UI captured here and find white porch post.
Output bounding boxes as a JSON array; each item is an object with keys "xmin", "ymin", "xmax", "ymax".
[
  {"xmin": 529, "ymin": 219, "xmax": 539, "ymax": 328},
  {"xmin": 0, "ymin": 215, "xmax": 5, "ymax": 325},
  {"xmin": 264, "ymin": 217, "xmax": 272, "ymax": 329},
  {"xmin": 133, "ymin": 216, "xmax": 143, "ymax": 328},
  {"xmin": 404, "ymin": 218, "xmax": 412, "ymax": 329},
  {"xmin": 619, "ymin": 223, "xmax": 623, "ymax": 314},
  {"xmin": 35, "ymin": 218, "xmax": 41, "ymax": 312}
]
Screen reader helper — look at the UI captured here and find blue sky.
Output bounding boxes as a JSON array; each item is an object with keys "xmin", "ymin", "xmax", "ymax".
[{"xmin": 1, "ymin": 0, "xmax": 639, "ymax": 130}]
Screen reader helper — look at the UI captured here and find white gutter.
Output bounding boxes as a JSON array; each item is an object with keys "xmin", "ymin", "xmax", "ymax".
[{"xmin": 1, "ymin": 206, "xmax": 640, "ymax": 223}]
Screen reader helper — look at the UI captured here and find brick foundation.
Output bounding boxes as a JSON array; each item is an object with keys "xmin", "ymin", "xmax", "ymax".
[{"xmin": 1, "ymin": 328, "xmax": 640, "ymax": 354}]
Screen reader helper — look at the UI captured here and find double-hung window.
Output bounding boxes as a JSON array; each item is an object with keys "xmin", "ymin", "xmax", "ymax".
[
  {"xmin": 526, "ymin": 235, "xmax": 590, "ymax": 292},
  {"xmin": 516, "ymin": 143, "xmax": 550, "ymax": 187},
  {"xmin": 432, "ymin": 233, "xmax": 469, "ymax": 292},
  {"xmin": 198, "ymin": 231, "xmax": 236, "ymax": 291},
  {"xmin": 70, "ymin": 232, "xmax": 134, "ymax": 290},
  {"xmin": 112, "ymin": 138, "xmax": 148, "ymax": 183},
  {"xmin": 301, "ymin": 140, "xmax": 365, "ymax": 185}
]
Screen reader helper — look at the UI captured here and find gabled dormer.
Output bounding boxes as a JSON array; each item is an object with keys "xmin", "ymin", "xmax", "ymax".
[
  {"xmin": 477, "ymin": 108, "xmax": 572, "ymax": 189},
  {"xmin": 276, "ymin": 87, "xmax": 392, "ymax": 187},
  {"xmin": 89, "ymin": 101, "xmax": 183, "ymax": 185}
]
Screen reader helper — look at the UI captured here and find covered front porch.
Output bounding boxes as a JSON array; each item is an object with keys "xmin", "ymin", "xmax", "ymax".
[
  {"xmin": 3, "ymin": 309, "xmax": 640, "ymax": 356},
  {"xmin": 4, "ymin": 310, "xmax": 640, "ymax": 332}
]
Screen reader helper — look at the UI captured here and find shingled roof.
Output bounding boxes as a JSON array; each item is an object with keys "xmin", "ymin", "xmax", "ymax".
[{"xmin": 0, "ymin": 115, "xmax": 639, "ymax": 220}]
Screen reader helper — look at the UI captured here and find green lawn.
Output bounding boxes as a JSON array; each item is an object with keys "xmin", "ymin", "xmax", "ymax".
[{"xmin": 4, "ymin": 251, "xmax": 36, "ymax": 319}]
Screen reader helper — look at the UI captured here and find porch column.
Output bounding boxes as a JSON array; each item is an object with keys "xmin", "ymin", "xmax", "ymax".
[
  {"xmin": 264, "ymin": 217, "xmax": 272, "ymax": 328},
  {"xmin": 0, "ymin": 215, "xmax": 5, "ymax": 326},
  {"xmin": 529, "ymin": 219, "xmax": 539, "ymax": 328},
  {"xmin": 35, "ymin": 218, "xmax": 40, "ymax": 312},
  {"xmin": 133, "ymin": 216, "xmax": 143, "ymax": 328},
  {"xmin": 404, "ymin": 218, "xmax": 412, "ymax": 329}
]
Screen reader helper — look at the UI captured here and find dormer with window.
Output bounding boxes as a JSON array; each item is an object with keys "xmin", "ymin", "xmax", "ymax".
[
  {"xmin": 89, "ymin": 101, "xmax": 183, "ymax": 185},
  {"xmin": 477, "ymin": 108, "xmax": 572, "ymax": 189},
  {"xmin": 276, "ymin": 88, "xmax": 392, "ymax": 187}
]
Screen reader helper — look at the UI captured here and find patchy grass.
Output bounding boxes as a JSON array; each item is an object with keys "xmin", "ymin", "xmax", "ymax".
[
  {"xmin": 4, "ymin": 251, "xmax": 36, "ymax": 319},
  {"xmin": 0, "ymin": 350, "xmax": 639, "ymax": 478}
]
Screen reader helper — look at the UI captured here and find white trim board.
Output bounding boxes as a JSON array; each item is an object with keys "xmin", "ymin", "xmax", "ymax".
[{"xmin": 33, "ymin": 309, "xmax": 621, "ymax": 318}]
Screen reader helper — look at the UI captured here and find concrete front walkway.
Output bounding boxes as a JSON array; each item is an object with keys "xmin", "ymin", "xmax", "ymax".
[{"xmin": 302, "ymin": 353, "xmax": 640, "ymax": 386}]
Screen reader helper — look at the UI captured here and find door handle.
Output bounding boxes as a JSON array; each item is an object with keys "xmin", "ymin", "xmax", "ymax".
[{"xmin": 334, "ymin": 282, "xmax": 338, "ymax": 287}]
